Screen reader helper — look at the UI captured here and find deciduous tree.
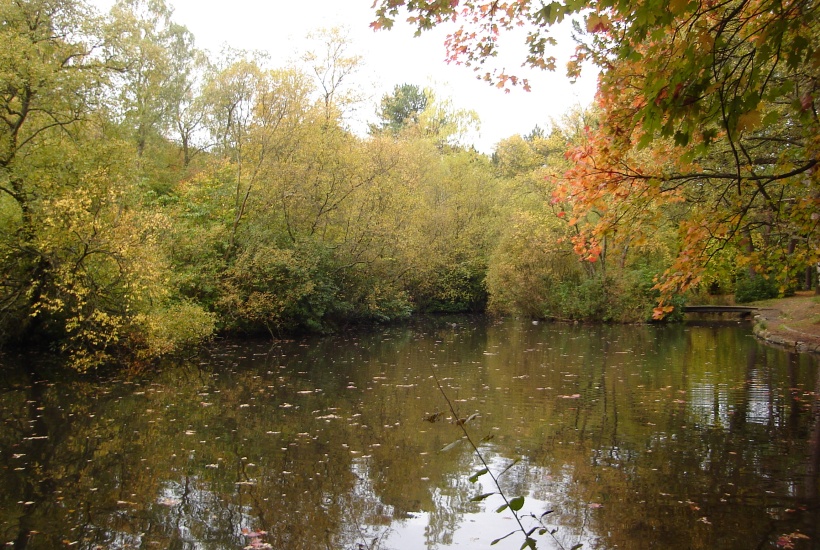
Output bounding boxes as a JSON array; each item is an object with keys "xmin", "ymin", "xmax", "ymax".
[{"xmin": 373, "ymin": 0, "xmax": 820, "ymax": 312}]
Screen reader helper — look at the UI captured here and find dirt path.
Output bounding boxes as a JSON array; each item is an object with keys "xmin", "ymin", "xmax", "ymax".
[{"xmin": 750, "ymin": 291, "xmax": 820, "ymax": 354}]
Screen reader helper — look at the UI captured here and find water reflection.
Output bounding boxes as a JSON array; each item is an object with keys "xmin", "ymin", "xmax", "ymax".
[{"xmin": 1, "ymin": 320, "xmax": 818, "ymax": 549}]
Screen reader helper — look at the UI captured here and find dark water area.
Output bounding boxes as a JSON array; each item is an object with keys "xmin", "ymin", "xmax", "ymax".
[{"xmin": 1, "ymin": 319, "xmax": 818, "ymax": 549}]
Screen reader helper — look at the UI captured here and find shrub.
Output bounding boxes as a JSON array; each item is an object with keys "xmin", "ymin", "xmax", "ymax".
[
  {"xmin": 135, "ymin": 301, "xmax": 216, "ymax": 358},
  {"xmin": 735, "ymin": 272, "xmax": 779, "ymax": 303}
]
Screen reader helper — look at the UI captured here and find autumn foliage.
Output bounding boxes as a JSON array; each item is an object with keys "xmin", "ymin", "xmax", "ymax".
[
  {"xmin": 1, "ymin": 0, "xmax": 818, "ymax": 370},
  {"xmin": 375, "ymin": 0, "xmax": 820, "ymax": 317}
]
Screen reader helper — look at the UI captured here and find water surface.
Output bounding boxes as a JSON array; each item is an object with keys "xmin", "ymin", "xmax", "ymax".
[{"xmin": 1, "ymin": 319, "xmax": 818, "ymax": 549}]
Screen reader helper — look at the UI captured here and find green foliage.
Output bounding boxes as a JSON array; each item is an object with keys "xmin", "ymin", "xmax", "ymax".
[
  {"xmin": 4, "ymin": 0, "xmax": 752, "ymax": 372},
  {"xmin": 546, "ymin": 271, "xmax": 684, "ymax": 323},
  {"xmin": 486, "ymin": 209, "xmax": 583, "ymax": 319},
  {"xmin": 217, "ymin": 244, "xmax": 338, "ymax": 335},
  {"xmin": 134, "ymin": 300, "xmax": 216, "ymax": 357},
  {"xmin": 0, "ymin": 0, "xmax": 216, "ymax": 369},
  {"xmin": 412, "ymin": 260, "xmax": 488, "ymax": 314},
  {"xmin": 372, "ymin": 83, "xmax": 429, "ymax": 135},
  {"xmin": 106, "ymin": 0, "xmax": 199, "ymax": 157},
  {"xmin": 735, "ymin": 272, "xmax": 779, "ymax": 304},
  {"xmin": 373, "ymin": 0, "xmax": 820, "ymax": 320}
]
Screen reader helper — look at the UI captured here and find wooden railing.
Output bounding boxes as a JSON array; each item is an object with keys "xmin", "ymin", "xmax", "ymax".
[{"xmin": 682, "ymin": 305, "xmax": 759, "ymax": 317}]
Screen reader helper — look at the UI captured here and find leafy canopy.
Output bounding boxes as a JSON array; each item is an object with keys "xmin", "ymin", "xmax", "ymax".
[{"xmin": 373, "ymin": 0, "xmax": 820, "ymax": 313}]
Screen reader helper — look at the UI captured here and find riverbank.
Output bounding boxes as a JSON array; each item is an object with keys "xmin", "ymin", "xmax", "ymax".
[{"xmin": 750, "ymin": 291, "xmax": 820, "ymax": 354}]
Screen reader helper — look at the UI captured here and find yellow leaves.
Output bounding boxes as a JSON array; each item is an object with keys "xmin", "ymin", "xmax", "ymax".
[
  {"xmin": 696, "ymin": 29, "xmax": 714, "ymax": 51},
  {"xmin": 669, "ymin": 0, "xmax": 690, "ymax": 15},
  {"xmin": 585, "ymin": 13, "xmax": 611, "ymax": 33},
  {"xmin": 736, "ymin": 109, "xmax": 762, "ymax": 133},
  {"xmin": 135, "ymin": 302, "xmax": 216, "ymax": 358}
]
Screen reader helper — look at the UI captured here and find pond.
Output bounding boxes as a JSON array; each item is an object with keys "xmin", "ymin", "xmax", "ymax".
[{"xmin": 1, "ymin": 318, "xmax": 818, "ymax": 549}]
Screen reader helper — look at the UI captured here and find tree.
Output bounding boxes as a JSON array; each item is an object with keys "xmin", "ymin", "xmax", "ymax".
[
  {"xmin": 391, "ymin": 141, "xmax": 499, "ymax": 313},
  {"xmin": 0, "ymin": 0, "xmax": 104, "ymax": 228},
  {"xmin": 106, "ymin": 0, "xmax": 199, "ymax": 158},
  {"xmin": 373, "ymin": 0, "xmax": 820, "ymax": 313},
  {"xmin": 488, "ymin": 109, "xmax": 674, "ymax": 321},
  {"xmin": 200, "ymin": 53, "xmax": 269, "ymax": 254},
  {"xmin": 1, "ymin": 0, "xmax": 109, "ymax": 342},
  {"xmin": 0, "ymin": 0, "xmax": 214, "ymax": 368},
  {"xmin": 301, "ymin": 27, "xmax": 365, "ymax": 123},
  {"xmin": 165, "ymin": 30, "xmax": 210, "ymax": 167},
  {"xmin": 372, "ymin": 83, "xmax": 429, "ymax": 135}
]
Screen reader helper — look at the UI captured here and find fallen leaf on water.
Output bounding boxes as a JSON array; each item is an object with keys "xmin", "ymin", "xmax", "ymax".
[{"xmin": 244, "ymin": 542, "xmax": 273, "ymax": 549}]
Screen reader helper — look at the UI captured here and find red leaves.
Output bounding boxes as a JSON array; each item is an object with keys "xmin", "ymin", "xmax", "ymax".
[
  {"xmin": 585, "ymin": 13, "xmax": 612, "ymax": 33},
  {"xmin": 776, "ymin": 532, "xmax": 810, "ymax": 549},
  {"xmin": 800, "ymin": 92, "xmax": 813, "ymax": 112},
  {"xmin": 242, "ymin": 528, "xmax": 272, "ymax": 549}
]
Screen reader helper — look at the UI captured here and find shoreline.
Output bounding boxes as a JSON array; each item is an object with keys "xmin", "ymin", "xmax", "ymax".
[{"xmin": 748, "ymin": 292, "xmax": 820, "ymax": 355}]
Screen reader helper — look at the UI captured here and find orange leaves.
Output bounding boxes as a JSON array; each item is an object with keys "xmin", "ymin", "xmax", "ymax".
[
  {"xmin": 569, "ymin": 233, "xmax": 602, "ymax": 263},
  {"xmin": 652, "ymin": 305, "xmax": 674, "ymax": 320},
  {"xmin": 377, "ymin": 0, "xmax": 546, "ymax": 89},
  {"xmin": 552, "ymin": 109, "xmax": 702, "ymax": 310},
  {"xmin": 486, "ymin": 71, "xmax": 530, "ymax": 92}
]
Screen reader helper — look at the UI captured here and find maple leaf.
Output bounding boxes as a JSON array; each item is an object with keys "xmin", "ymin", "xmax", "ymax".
[{"xmin": 736, "ymin": 109, "xmax": 762, "ymax": 132}]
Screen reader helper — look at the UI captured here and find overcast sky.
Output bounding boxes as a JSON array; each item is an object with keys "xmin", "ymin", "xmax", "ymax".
[{"xmin": 98, "ymin": 0, "xmax": 599, "ymax": 152}]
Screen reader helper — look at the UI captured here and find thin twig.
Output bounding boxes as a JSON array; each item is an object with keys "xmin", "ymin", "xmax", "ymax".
[{"xmin": 430, "ymin": 365, "xmax": 568, "ymax": 550}]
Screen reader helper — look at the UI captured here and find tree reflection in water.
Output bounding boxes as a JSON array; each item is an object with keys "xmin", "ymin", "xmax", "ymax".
[{"xmin": 0, "ymin": 319, "xmax": 818, "ymax": 549}]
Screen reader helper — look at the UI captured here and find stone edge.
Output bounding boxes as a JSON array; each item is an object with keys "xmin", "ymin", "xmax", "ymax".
[{"xmin": 753, "ymin": 314, "xmax": 820, "ymax": 355}]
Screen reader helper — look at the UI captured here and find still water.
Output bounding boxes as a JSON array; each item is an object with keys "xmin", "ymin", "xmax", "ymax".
[{"xmin": 1, "ymin": 319, "xmax": 818, "ymax": 549}]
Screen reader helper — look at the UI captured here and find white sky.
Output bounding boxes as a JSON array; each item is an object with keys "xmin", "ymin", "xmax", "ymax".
[{"xmin": 100, "ymin": 0, "xmax": 599, "ymax": 153}]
